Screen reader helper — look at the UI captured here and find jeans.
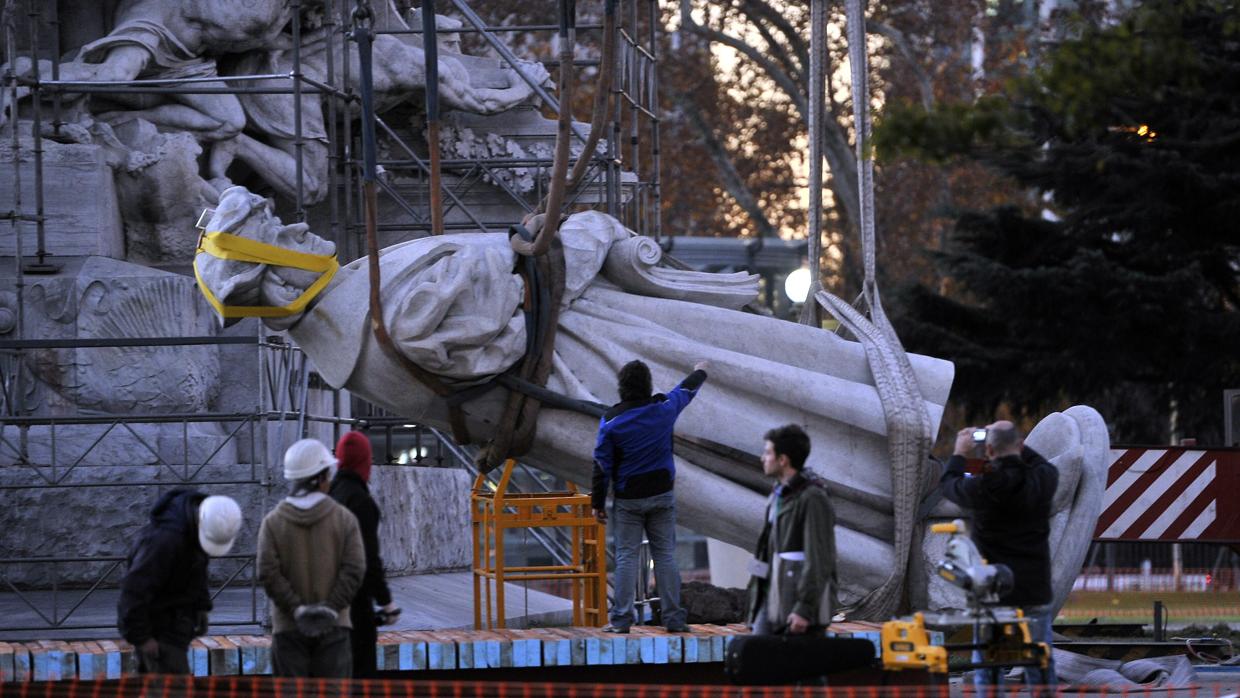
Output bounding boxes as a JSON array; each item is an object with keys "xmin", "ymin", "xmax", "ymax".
[
  {"xmin": 137, "ymin": 640, "xmax": 191, "ymax": 675},
  {"xmin": 971, "ymin": 605, "xmax": 1057, "ymax": 696},
  {"xmin": 609, "ymin": 491, "xmax": 686, "ymax": 628},
  {"xmin": 272, "ymin": 627, "xmax": 353, "ymax": 678},
  {"xmin": 1022, "ymin": 606, "xmax": 1057, "ymax": 692}
]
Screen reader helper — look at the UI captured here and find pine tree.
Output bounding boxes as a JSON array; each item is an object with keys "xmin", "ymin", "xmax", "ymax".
[{"xmin": 876, "ymin": 0, "xmax": 1240, "ymax": 443}]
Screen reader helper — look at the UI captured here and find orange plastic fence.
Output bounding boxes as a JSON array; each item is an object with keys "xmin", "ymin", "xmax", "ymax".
[{"xmin": 0, "ymin": 677, "xmax": 1228, "ymax": 698}]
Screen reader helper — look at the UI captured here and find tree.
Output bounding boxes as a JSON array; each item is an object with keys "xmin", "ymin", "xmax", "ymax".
[{"xmin": 876, "ymin": 0, "xmax": 1240, "ymax": 444}]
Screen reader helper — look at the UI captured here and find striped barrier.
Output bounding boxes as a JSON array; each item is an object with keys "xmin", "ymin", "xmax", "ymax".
[
  {"xmin": 0, "ymin": 622, "xmax": 913, "ymax": 682},
  {"xmin": 1098, "ymin": 447, "xmax": 1240, "ymax": 542}
]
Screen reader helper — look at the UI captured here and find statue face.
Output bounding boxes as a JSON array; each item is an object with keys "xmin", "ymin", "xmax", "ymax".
[{"xmin": 196, "ymin": 187, "xmax": 336, "ymax": 328}]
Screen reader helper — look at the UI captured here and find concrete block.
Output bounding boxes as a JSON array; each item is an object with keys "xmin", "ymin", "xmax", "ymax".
[
  {"xmin": 232, "ymin": 636, "xmax": 271, "ymax": 676},
  {"xmin": 76, "ymin": 642, "xmax": 107, "ymax": 680},
  {"xmin": 425, "ymin": 635, "xmax": 455, "ymax": 670},
  {"xmin": 188, "ymin": 641, "xmax": 209, "ymax": 676},
  {"xmin": 372, "ymin": 466, "xmax": 472, "ymax": 575},
  {"xmin": 0, "ymin": 640, "xmax": 27, "ymax": 682},
  {"xmin": 376, "ymin": 642, "xmax": 399, "ymax": 672},
  {"xmin": 201, "ymin": 637, "xmax": 240, "ymax": 676}
]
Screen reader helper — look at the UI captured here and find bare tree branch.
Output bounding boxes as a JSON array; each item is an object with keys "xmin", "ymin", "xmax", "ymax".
[
  {"xmin": 869, "ymin": 20, "xmax": 935, "ymax": 110},
  {"xmin": 741, "ymin": 0, "xmax": 810, "ymax": 77},
  {"xmin": 745, "ymin": 10, "xmax": 804, "ymax": 88},
  {"xmin": 673, "ymin": 92, "xmax": 778, "ymax": 238},
  {"xmin": 679, "ymin": 0, "xmax": 809, "ymax": 116}
]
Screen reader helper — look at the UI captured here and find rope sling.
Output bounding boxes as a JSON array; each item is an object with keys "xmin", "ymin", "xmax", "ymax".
[
  {"xmin": 353, "ymin": 0, "xmax": 617, "ymax": 471},
  {"xmin": 809, "ymin": 0, "xmax": 934, "ymax": 619},
  {"xmin": 348, "ymin": 0, "xmax": 933, "ymax": 619}
]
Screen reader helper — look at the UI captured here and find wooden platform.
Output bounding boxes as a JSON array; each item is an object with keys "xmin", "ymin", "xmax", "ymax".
[{"xmin": 0, "ymin": 622, "xmax": 895, "ymax": 681}]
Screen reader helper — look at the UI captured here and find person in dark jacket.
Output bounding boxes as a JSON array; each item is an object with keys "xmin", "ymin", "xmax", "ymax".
[
  {"xmin": 117, "ymin": 489, "xmax": 242, "ymax": 674},
  {"xmin": 746, "ymin": 424, "xmax": 838, "ymax": 635},
  {"xmin": 592, "ymin": 359, "xmax": 708, "ymax": 633},
  {"xmin": 940, "ymin": 420, "xmax": 1059, "ymax": 693},
  {"xmin": 329, "ymin": 431, "xmax": 401, "ymax": 678}
]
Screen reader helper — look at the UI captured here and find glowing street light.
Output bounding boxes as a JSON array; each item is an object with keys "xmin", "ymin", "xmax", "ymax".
[{"xmin": 784, "ymin": 267, "xmax": 811, "ymax": 303}]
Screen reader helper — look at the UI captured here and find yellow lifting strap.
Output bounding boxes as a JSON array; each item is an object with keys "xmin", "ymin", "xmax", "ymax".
[{"xmin": 193, "ymin": 231, "xmax": 339, "ymax": 319}]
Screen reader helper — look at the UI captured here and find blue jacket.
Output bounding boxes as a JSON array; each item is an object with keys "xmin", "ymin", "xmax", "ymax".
[{"xmin": 591, "ymin": 369, "xmax": 706, "ymax": 509}]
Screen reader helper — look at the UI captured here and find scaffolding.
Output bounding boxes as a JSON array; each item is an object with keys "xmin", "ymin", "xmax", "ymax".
[
  {"xmin": 0, "ymin": 332, "xmax": 352, "ymax": 633},
  {"xmin": 0, "ymin": 0, "xmax": 660, "ymax": 634},
  {"xmin": 2, "ymin": 0, "xmax": 662, "ymax": 264}
]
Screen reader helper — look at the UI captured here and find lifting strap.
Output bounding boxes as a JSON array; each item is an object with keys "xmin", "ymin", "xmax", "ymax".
[
  {"xmin": 193, "ymin": 231, "xmax": 338, "ymax": 318},
  {"xmin": 350, "ymin": 0, "xmax": 617, "ymax": 465}
]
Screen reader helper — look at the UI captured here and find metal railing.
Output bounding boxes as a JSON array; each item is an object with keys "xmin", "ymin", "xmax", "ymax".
[{"xmin": 0, "ymin": 333, "xmax": 336, "ymax": 633}]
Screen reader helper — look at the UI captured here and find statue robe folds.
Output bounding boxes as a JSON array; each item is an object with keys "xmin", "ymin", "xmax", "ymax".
[
  {"xmin": 197, "ymin": 188, "xmax": 1108, "ymax": 616},
  {"xmin": 240, "ymin": 206, "xmax": 954, "ymax": 606}
]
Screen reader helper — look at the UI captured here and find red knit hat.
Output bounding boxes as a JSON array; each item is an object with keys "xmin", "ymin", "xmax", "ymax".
[{"xmin": 335, "ymin": 431, "xmax": 373, "ymax": 483}]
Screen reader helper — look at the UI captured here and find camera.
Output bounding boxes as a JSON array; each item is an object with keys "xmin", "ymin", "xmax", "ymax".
[{"xmin": 971, "ymin": 428, "xmax": 987, "ymax": 443}]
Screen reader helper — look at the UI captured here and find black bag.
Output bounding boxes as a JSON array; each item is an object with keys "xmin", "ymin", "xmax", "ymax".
[{"xmin": 724, "ymin": 634, "xmax": 875, "ymax": 685}]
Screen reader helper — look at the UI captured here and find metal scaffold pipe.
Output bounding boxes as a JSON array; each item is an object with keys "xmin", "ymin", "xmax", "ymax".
[{"xmin": 422, "ymin": 0, "xmax": 445, "ymax": 235}]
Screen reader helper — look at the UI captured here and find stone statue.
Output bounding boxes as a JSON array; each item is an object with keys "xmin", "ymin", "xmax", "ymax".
[
  {"xmin": 208, "ymin": 7, "xmax": 550, "ymax": 204},
  {"xmin": 195, "ymin": 186, "xmax": 1111, "ymax": 618},
  {"xmin": 5, "ymin": 0, "xmax": 549, "ymax": 206}
]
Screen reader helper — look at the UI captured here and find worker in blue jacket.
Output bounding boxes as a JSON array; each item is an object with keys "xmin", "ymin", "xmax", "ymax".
[{"xmin": 592, "ymin": 359, "xmax": 708, "ymax": 633}]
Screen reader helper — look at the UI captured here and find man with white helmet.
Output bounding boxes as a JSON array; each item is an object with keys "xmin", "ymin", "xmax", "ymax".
[
  {"xmin": 117, "ymin": 490, "xmax": 243, "ymax": 675},
  {"xmin": 258, "ymin": 438, "xmax": 366, "ymax": 677}
]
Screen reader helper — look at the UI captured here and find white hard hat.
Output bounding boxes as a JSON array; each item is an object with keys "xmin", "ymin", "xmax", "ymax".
[
  {"xmin": 283, "ymin": 438, "xmax": 337, "ymax": 481},
  {"xmin": 197, "ymin": 495, "xmax": 242, "ymax": 557}
]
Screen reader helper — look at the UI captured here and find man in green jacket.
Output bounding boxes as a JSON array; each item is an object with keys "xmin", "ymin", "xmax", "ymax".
[
  {"xmin": 258, "ymin": 438, "xmax": 366, "ymax": 677},
  {"xmin": 746, "ymin": 424, "xmax": 838, "ymax": 635}
]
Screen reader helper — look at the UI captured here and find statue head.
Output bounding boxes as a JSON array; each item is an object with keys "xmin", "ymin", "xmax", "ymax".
[{"xmin": 194, "ymin": 186, "xmax": 337, "ymax": 330}]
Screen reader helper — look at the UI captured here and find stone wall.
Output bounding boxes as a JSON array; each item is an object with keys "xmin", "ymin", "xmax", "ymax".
[
  {"xmin": 0, "ymin": 137, "xmax": 123, "ymax": 259},
  {"xmin": 1, "ymin": 450, "xmax": 477, "ymax": 586},
  {"xmin": 0, "ymin": 435, "xmax": 268, "ymax": 588},
  {"xmin": 370, "ymin": 465, "xmax": 473, "ymax": 575}
]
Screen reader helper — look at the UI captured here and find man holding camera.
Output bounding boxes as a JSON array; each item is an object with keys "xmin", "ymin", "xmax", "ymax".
[{"xmin": 940, "ymin": 420, "xmax": 1059, "ymax": 692}]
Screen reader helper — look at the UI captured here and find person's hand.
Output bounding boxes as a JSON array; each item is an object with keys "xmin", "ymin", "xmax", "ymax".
[
  {"xmin": 139, "ymin": 638, "xmax": 160, "ymax": 659},
  {"xmin": 954, "ymin": 427, "xmax": 978, "ymax": 457},
  {"xmin": 376, "ymin": 604, "xmax": 402, "ymax": 626},
  {"xmin": 593, "ymin": 508, "xmax": 607, "ymax": 524},
  {"xmin": 694, "ymin": 361, "xmax": 709, "ymax": 373},
  {"xmin": 294, "ymin": 604, "xmax": 338, "ymax": 637},
  {"xmin": 786, "ymin": 612, "xmax": 810, "ymax": 634}
]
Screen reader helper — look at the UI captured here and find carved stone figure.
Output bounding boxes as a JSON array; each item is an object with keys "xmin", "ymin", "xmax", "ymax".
[
  {"xmin": 2, "ymin": 1, "xmax": 552, "ymax": 264},
  {"xmin": 60, "ymin": 0, "xmax": 302, "ymax": 142},
  {"xmin": 208, "ymin": 11, "xmax": 550, "ymax": 204},
  {"xmin": 194, "ymin": 186, "xmax": 1110, "ymax": 618}
]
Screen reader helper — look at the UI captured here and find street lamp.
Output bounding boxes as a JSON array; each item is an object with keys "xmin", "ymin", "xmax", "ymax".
[{"xmin": 784, "ymin": 267, "xmax": 811, "ymax": 303}]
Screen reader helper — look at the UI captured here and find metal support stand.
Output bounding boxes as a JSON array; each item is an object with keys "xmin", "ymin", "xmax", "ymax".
[{"xmin": 472, "ymin": 458, "xmax": 607, "ymax": 629}]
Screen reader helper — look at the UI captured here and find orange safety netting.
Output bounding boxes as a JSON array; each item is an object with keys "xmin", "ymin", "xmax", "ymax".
[{"xmin": 0, "ymin": 678, "xmax": 1229, "ymax": 698}]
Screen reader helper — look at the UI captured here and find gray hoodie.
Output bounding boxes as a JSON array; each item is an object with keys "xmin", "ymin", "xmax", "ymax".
[{"xmin": 257, "ymin": 497, "xmax": 366, "ymax": 634}]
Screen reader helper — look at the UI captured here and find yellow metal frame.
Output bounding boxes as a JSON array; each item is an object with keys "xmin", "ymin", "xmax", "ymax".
[{"xmin": 472, "ymin": 459, "xmax": 607, "ymax": 629}]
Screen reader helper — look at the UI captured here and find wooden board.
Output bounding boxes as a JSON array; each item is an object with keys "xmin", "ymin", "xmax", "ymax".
[{"xmin": 1, "ymin": 622, "xmax": 896, "ymax": 681}]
